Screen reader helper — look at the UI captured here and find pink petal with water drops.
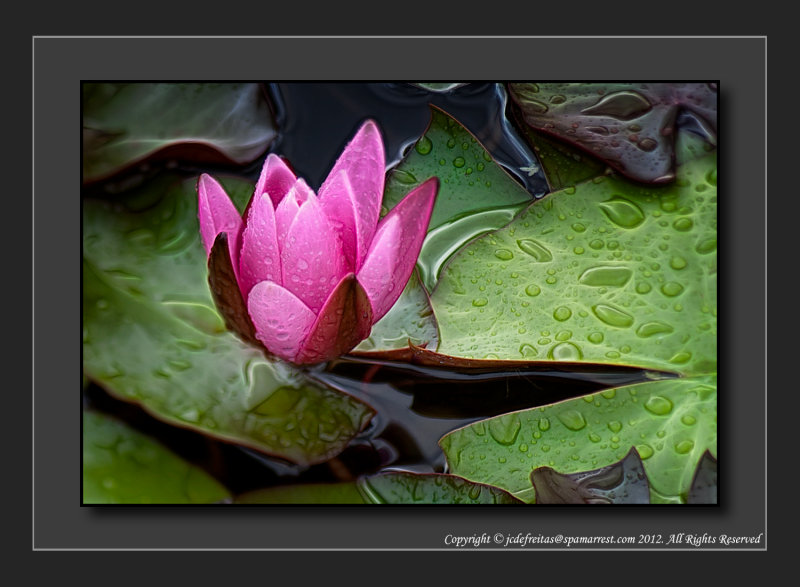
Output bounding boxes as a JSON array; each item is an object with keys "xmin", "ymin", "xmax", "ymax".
[
  {"xmin": 281, "ymin": 193, "xmax": 347, "ymax": 313},
  {"xmin": 254, "ymin": 153, "xmax": 297, "ymax": 208},
  {"xmin": 247, "ymin": 280, "xmax": 317, "ymax": 363},
  {"xmin": 197, "ymin": 174, "xmax": 243, "ymax": 263},
  {"xmin": 317, "ymin": 170, "xmax": 359, "ymax": 271},
  {"xmin": 274, "ymin": 178, "xmax": 315, "ymax": 250},
  {"xmin": 318, "ymin": 120, "xmax": 384, "ymax": 267},
  {"xmin": 357, "ymin": 177, "xmax": 438, "ymax": 321},
  {"xmin": 294, "ymin": 274, "xmax": 373, "ymax": 365},
  {"xmin": 238, "ymin": 193, "xmax": 281, "ymax": 297}
]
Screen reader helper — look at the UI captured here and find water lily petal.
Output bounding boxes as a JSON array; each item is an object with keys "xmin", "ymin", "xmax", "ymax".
[
  {"xmin": 282, "ymin": 192, "xmax": 347, "ymax": 313},
  {"xmin": 254, "ymin": 153, "xmax": 297, "ymax": 208},
  {"xmin": 197, "ymin": 174, "xmax": 243, "ymax": 264},
  {"xmin": 238, "ymin": 193, "xmax": 281, "ymax": 297},
  {"xmin": 295, "ymin": 274, "xmax": 373, "ymax": 365},
  {"xmin": 317, "ymin": 170, "xmax": 359, "ymax": 271},
  {"xmin": 358, "ymin": 177, "xmax": 438, "ymax": 321},
  {"xmin": 274, "ymin": 178, "xmax": 314, "ymax": 251},
  {"xmin": 318, "ymin": 120, "xmax": 384, "ymax": 267},
  {"xmin": 247, "ymin": 280, "xmax": 317, "ymax": 362}
]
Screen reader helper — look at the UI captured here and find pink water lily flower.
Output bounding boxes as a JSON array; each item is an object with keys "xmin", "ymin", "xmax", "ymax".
[{"xmin": 198, "ymin": 120, "xmax": 439, "ymax": 365}]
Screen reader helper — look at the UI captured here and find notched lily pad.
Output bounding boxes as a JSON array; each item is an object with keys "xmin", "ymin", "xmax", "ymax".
[
  {"xmin": 83, "ymin": 410, "xmax": 230, "ymax": 504},
  {"xmin": 83, "ymin": 83, "xmax": 276, "ymax": 183},
  {"xmin": 508, "ymin": 83, "xmax": 717, "ymax": 184},
  {"xmin": 431, "ymin": 150, "xmax": 717, "ymax": 376},
  {"xmin": 531, "ymin": 447, "xmax": 650, "ymax": 504},
  {"xmin": 440, "ymin": 376, "xmax": 717, "ymax": 503},
  {"xmin": 687, "ymin": 449, "xmax": 718, "ymax": 504}
]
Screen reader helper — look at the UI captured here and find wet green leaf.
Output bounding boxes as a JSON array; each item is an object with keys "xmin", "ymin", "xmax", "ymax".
[
  {"xmin": 83, "ymin": 174, "xmax": 253, "ymax": 332},
  {"xmin": 83, "ymin": 410, "xmax": 230, "ymax": 504},
  {"xmin": 440, "ymin": 376, "xmax": 716, "ymax": 504},
  {"xmin": 383, "ymin": 106, "xmax": 533, "ymax": 291},
  {"xmin": 83, "ymin": 83, "xmax": 276, "ymax": 183},
  {"xmin": 431, "ymin": 151, "xmax": 717, "ymax": 376}
]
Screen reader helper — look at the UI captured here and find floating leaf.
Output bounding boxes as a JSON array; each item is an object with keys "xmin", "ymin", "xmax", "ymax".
[
  {"xmin": 508, "ymin": 83, "xmax": 717, "ymax": 184},
  {"xmin": 83, "ymin": 83, "xmax": 276, "ymax": 183},
  {"xmin": 431, "ymin": 151, "xmax": 717, "ymax": 376},
  {"xmin": 83, "ymin": 174, "xmax": 254, "ymax": 330},
  {"xmin": 83, "ymin": 410, "xmax": 230, "ymax": 504},
  {"xmin": 383, "ymin": 106, "xmax": 533, "ymax": 291},
  {"xmin": 440, "ymin": 376, "xmax": 717, "ymax": 503},
  {"xmin": 531, "ymin": 446, "xmax": 650, "ymax": 504}
]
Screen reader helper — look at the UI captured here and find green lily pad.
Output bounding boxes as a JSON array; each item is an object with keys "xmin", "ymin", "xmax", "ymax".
[
  {"xmin": 83, "ymin": 410, "xmax": 230, "ymax": 504},
  {"xmin": 383, "ymin": 106, "xmax": 533, "ymax": 292},
  {"xmin": 440, "ymin": 375, "xmax": 717, "ymax": 504},
  {"xmin": 83, "ymin": 174, "xmax": 254, "ymax": 332},
  {"xmin": 233, "ymin": 472, "xmax": 522, "ymax": 504},
  {"xmin": 83, "ymin": 83, "xmax": 276, "ymax": 183},
  {"xmin": 431, "ymin": 151, "xmax": 717, "ymax": 376},
  {"xmin": 353, "ymin": 270, "xmax": 439, "ymax": 353}
]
